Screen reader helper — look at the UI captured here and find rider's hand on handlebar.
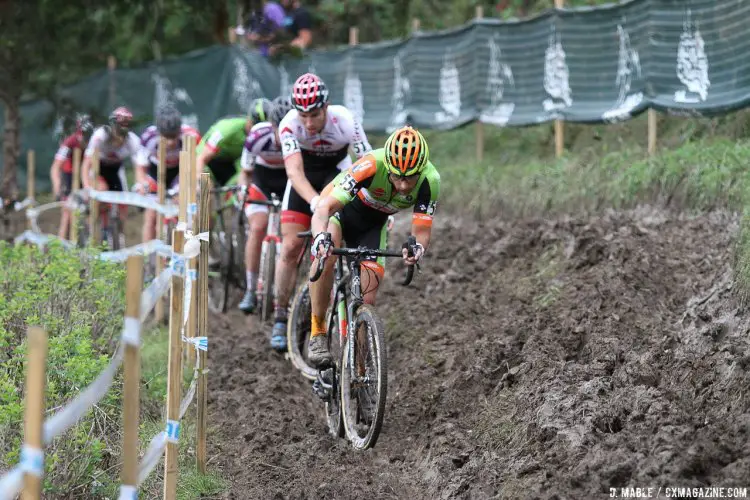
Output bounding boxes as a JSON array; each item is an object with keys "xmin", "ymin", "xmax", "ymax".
[
  {"xmin": 311, "ymin": 231, "xmax": 333, "ymax": 260},
  {"xmin": 402, "ymin": 240, "xmax": 424, "ymax": 266}
]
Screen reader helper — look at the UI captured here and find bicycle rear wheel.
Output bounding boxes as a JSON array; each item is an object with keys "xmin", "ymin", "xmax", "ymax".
[
  {"xmin": 207, "ymin": 216, "xmax": 231, "ymax": 313},
  {"xmin": 340, "ymin": 304, "xmax": 387, "ymax": 450},
  {"xmin": 232, "ymin": 211, "xmax": 247, "ymax": 291}
]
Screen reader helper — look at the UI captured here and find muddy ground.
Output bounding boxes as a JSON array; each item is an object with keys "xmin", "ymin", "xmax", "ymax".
[
  {"xmin": 8, "ymin": 204, "xmax": 750, "ymax": 499},
  {"xmin": 204, "ymin": 207, "xmax": 750, "ymax": 499}
]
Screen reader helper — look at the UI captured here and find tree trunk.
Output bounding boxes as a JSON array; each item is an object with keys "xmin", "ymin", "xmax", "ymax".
[{"xmin": 1, "ymin": 95, "xmax": 20, "ymax": 201}]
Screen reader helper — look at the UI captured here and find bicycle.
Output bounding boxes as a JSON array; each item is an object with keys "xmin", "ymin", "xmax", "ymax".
[
  {"xmin": 207, "ymin": 184, "xmax": 247, "ymax": 313},
  {"xmin": 287, "ymin": 216, "xmax": 395, "ymax": 381},
  {"xmin": 254, "ymin": 192, "xmax": 282, "ymax": 323},
  {"xmin": 304, "ymin": 234, "xmax": 417, "ymax": 450}
]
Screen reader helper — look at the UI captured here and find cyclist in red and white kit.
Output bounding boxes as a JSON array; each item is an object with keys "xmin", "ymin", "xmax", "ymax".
[
  {"xmin": 269, "ymin": 72, "xmax": 372, "ymax": 351},
  {"xmin": 81, "ymin": 107, "xmax": 148, "ymax": 233},
  {"xmin": 133, "ymin": 104, "xmax": 201, "ymax": 243},
  {"xmin": 50, "ymin": 115, "xmax": 94, "ymax": 239}
]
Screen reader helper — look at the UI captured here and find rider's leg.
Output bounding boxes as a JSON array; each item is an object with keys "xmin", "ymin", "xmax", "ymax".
[
  {"xmin": 59, "ymin": 206, "xmax": 71, "ymax": 240},
  {"xmin": 143, "ymin": 209, "xmax": 157, "ymax": 242},
  {"xmin": 239, "ymin": 203, "xmax": 268, "ymax": 313},
  {"xmin": 274, "ymin": 220, "xmax": 305, "ymax": 316},
  {"xmin": 58, "ymin": 172, "xmax": 72, "ymax": 239},
  {"xmin": 309, "ymin": 219, "xmax": 342, "ymax": 333},
  {"xmin": 360, "ymin": 221, "xmax": 389, "ymax": 306}
]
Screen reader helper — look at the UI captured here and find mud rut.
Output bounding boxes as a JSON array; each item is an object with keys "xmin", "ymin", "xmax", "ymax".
[{"xmin": 13, "ymin": 206, "xmax": 750, "ymax": 498}]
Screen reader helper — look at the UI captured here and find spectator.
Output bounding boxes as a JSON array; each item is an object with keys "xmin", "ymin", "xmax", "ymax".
[
  {"xmin": 269, "ymin": 0, "xmax": 312, "ymax": 56},
  {"xmin": 240, "ymin": 1, "xmax": 286, "ymax": 57}
]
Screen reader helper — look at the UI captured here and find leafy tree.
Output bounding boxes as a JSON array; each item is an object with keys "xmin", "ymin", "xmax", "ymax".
[{"xmin": 0, "ymin": 0, "xmax": 228, "ymax": 199}]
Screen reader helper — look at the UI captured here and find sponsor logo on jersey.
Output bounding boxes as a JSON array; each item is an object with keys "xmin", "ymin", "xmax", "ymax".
[{"xmin": 373, "ymin": 187, "xmax": 386, "ymax": 197}]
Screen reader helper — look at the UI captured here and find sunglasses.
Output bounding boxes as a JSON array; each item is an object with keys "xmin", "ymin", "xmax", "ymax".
[{"xmin": 389, "ymin": 172, "xmax": 419, "ymax": 182}]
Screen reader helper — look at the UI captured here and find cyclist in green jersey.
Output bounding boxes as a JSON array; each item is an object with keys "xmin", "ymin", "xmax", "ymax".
[
  {"xmin": 306, "ymin": 126, "xmax": 440, "ymax": 367},
  {"xmin": 196, "ymin": 98, "xmax": 273, "ymax": 187}
]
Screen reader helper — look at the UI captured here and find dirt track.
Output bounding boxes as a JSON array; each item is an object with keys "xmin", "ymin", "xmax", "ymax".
[
  {"xmin": 8, "ymin": 203, "xmax": 750, "ymax": 498},
  {"xmin": 202, "ymin": 207, "xmax": 750, "ymax": 499}
]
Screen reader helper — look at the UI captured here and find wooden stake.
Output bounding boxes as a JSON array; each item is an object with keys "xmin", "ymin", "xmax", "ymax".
[
  {"xmin": 349, "ymin": 27, "xmax": 358, "ymax": 46},
  {"xmin": 163, "ymin": 228, "xmax": 185, "ymax": 499},
  {"xmin": 26, "ymin": 150, "xmax": 35, "ymax": 230},
  {"xmin": 70, "ymin": 148, "xmax": 82, "ymax": 245},
  {"xmin": 89, "ymin": 149, "xmax": 101, "ymax": 247},
  {"xmin": 475, "ymin": 6, "xmax": 485, "ymax": 163},
  {"xmin": 196, "ymin": 173, "xmax": 211, "ymax": 474},
  {"xmin": 21, "ymin": 327, "xmax": 47, "ymax": 500},
  {"xmin": 121, "ymin": 256, "xmax": 144, "ymax": 498},
  {"xmin": 554, "ymin": 0, "xmax": 564, "ymax": 158},
  {"xmin": 648, "ymin": 108, "xmax": 657, "ymax": 155},
  {"xmin": 155, "ymin": 137, "xmax": 167, "ymax": 324},
  {"xmin": 411, "ymin": 18, "xmax": 420, "ymax": 32},
  {"xmin": 186, "ymin": 136, "xmax": 199, "ymax": 369}
]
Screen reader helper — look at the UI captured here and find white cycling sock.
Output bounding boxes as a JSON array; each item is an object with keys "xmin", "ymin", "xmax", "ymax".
[{"xmin": 246, "ymin": 271, "xmax": 258, "ymax": 292}]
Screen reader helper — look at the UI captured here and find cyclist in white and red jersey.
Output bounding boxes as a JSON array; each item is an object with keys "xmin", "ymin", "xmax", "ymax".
[
  {"xmin": 238, "ymin": 95, "xmax": 292, "ymax": 314},
  {"xmin": 133, "ymin": 104, "xmax": 201, "ymax": 243},
  {"xmin": 50, "ymin": 115, "xmax": 94, "ymax": 239},
  {"xmin": 82, "ymin": 107, "xmax": 147, "ymax": 231},
  {"xmin": 269, "ymin": 72, "xmax": 372, "ymax": 351}
]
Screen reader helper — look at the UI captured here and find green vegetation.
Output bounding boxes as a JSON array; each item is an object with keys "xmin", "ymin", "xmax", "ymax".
[{"xmin": 0, "ymin": 242, "xmax": 226, "ymax": 498}]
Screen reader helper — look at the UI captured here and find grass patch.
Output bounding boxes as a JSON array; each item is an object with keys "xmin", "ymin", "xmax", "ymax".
[{"xmin": 0, "ymin": 242, "xmax": 227, "ymax": 498}]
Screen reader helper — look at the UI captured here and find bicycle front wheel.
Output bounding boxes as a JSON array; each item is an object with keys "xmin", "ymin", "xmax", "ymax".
[
  {"xmin": 340, "ymin": 304, "xmax": 387, "ymax": 450},
  {"xmin": 287, "ymin": 282, "xmax": 316, "ymax": 380}
]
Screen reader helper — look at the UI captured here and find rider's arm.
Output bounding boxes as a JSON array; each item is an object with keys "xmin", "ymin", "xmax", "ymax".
[
  {"xmin": 407, "ymin": 169, "xmax": 440, "ymax": 263},
  {"xmin": 240, "ymin": 147, "xmax": 254, "ymax": 186},
  {"xmin": 196, "ymin": 128, "xmax": 223, "ymax": 182},
  {"xmin": 81, "ymin": 131, "xmax": 103, "ymax": 190},
  {"xmin": 348, "ymin": 115, "xmax": 372, "ymax": 160},
  {"xmin": 279, "ymin": 119, "xmax": 318, "ymax": 205}
]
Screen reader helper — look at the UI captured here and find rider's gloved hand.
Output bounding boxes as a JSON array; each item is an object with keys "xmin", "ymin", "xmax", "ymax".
[
  {"xmin": 309, "ymin": 195, "xmax": 320, "ymax": 213},
  {"xmin": 402, "ymin": 239, "xmax": 424, "ymax": 266},
  {"xmin": 311, "ymin": 231, "xmax": 332, "ymax": 260}
]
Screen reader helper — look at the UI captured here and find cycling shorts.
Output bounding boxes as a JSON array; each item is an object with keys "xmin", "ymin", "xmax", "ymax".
[
  {"xmin": 59, "ymin": 172, "xmax": 73, "ymax": 200},
  {"xmin": 281, "ymin": 169, "xmax": 340, "ymax": 227},
  {"xmin": 146, "ymin": 161, "xmax": 180, "ymax": 193},
  {"xmin": 205, "ymin": 156, "xmax": 239, "ymax": 188},
  {"xmin": 97, "ymin": 162, "xmax": 129, "ymax": 216},
  {"xmin": 330, "ymin": 197, "xmax": 390, "ymax": 273},
  {"xmin": 244, "ymin": 167, "xmax": 288, "ymax": 218}
]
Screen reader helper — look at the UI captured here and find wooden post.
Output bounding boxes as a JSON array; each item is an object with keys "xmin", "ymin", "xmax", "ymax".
[
  {"xmin": 648, "ymin": 108, "xmax": 657, "ymax": 155},
  {"xmin": 25, "ymin": 150, "xmax": 35, "ymax": 230},
  {"xmin": 155, "ymin": 137, "xmax": 167, "ymax": 324},
  {"xmin": 411, "ymin": 18, "xmax": 421, "ymax": 32},
  {"xmin": 186, "ymin": 136, "xmax": 199, "ymax": 369},
  {"xmin": 120, "ymin": 255, "xmax": 144, "ymax": 500},
  {"xmin": 163, "ymin": 227, "xmax": 185, "ymax": 499},
  {"xmin": 196, "ymin": 173, "xmax": 211, "ymax": 474},
  {"xmin": 553, "ymin": 0, "xmax": 564, "ymax": 158},
  {"xmin": 70, "ymin": 148, "xmax": 82, "ymax": 245},
  {"xmin": 349, "ymin": 27, "xmax": 358, "ymax": 46},
  {"xmin": 107, "ymin": 56, "xmax": 117, "ymax": 110},
  {"xmin": 228, "ymin": 27, "xmax": 238, "ymax": 44},
  {"xmin": 475, "ymin": 6, "xmax": 485, "ymax": 163},
  {"xmin": 89, "ymin": 149, "xmax": 101, "ymax": 247},
  {"xmin": 21, "ymin": 327, "xmax": 47, "ymax": 500}
]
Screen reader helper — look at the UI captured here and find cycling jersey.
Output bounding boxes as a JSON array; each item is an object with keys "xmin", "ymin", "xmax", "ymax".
[
  {"xmin": 278, "ymin": 104, "xmax": 371, "ymax": 172},
  {"xmin": 240, "ymin": 122, "xmax": 284, "ymax": 170},
  {"xmin": 241, "ymin": 122, "xmax": 287, "ymax": 216},
  {"xmin": 197, "ymin": 117, "xmax": 247, "ymax": 161},
  {"xmin": 54, "ymin": 132, "xmax": 86, "ymax": 174},
  {"xmin": 136, "ymin": 124, "xmax": 202, "ymax": 169},
  {"xmin": 278, "ymin": 105, "xmax": 371, "ymax": 226},
  {"xmin": 328, "ymin": 148, "xmax": 440, "ymax": 228},
  {"xmin": 84, "ymin": 127, "xmax": 142, "ymax": 167},
  {"xmin": 198, "ymin": 117, "xmax": 248, "ymax": 187}
]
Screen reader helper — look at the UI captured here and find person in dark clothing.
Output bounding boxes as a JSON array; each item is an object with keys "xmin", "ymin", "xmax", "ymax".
[{"xmin": 268, "ymin": 0, "xmax": 312, "ymax": 56}]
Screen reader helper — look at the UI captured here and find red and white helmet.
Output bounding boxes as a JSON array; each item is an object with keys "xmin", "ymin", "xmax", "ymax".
[{"xmin": 291, "ymin": 73, "xmax": 329, "ymax": 112}]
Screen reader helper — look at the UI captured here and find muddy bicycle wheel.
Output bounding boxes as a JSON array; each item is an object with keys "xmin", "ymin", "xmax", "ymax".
[
  {"xmin": 287, "ymin": 282, "xmax": 316, "ymax": 380},
  {"xmin": 207, "ymin": 225, "xmax": 230, "ymax": 313},
  {"xmin": 232, "ymin": 212, "xmax": 247, "ymax": 291},
  {"xmin": 340, "ymin": 304, "xmax": 387, "ymax": 450}
]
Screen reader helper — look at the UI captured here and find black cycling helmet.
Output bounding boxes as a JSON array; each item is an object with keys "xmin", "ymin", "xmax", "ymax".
[
  {"xmin": 249, "ymin": 97, "xmax": 273, "ymax": 124},
  {"xmin": 156, "ymin": 104, "xmax": 182, "ymax": 138},
  {"xmin": 270, "ymin": 95, "xmax": 293, "ymax": 127},
  {"xmin": 77, "ymin": 114, "xmax": 94, "ymax": 142}
]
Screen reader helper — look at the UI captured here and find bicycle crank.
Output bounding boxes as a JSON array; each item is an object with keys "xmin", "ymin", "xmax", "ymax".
[{"xmin": 312, "ymin": 368, "xmax": 334, "ymax": 402}]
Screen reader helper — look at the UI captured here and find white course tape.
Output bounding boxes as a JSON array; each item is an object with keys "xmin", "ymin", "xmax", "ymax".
[
  {"xmin": 136, "ymin": 432, "xmax": 167, "ymax": 485},
  {"xmin": 43, "ymin": 347, "xmax": 123, "ymax": 443},
  {"xmin": 0, "ymin": 467, "xmax": 23, "ymax": 500},
  {"xmin": 182, "ymin": 336, "xmax": 207, "ymax": 352},
  {"xmin": 19, "ymin": 445, "xmax": 43, "ymax": 477},
  {"xmin": 118, "ymin": 484, "xmax": 138, "ymax": 499},
  {"xmin": 140, "ymin": 267, "xmax": 174, "ymax": 322},
  {"xmin": 13, "ymin": 197, "xmax": 34, "ymax": 212},
  {"xmin": 87, "ymin": 189, "xmax": 178, "ymax": 218},
  {"xmin": 122, "ymin": 317, "xmax": 141, "ymax": 347},
  {"xmin": 165, "ymin": 420, "xmax": 180, "ymax": 444},
  {"xmin": 99, "ymin": 239, "xmax": 172, "ymax": 262}
]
